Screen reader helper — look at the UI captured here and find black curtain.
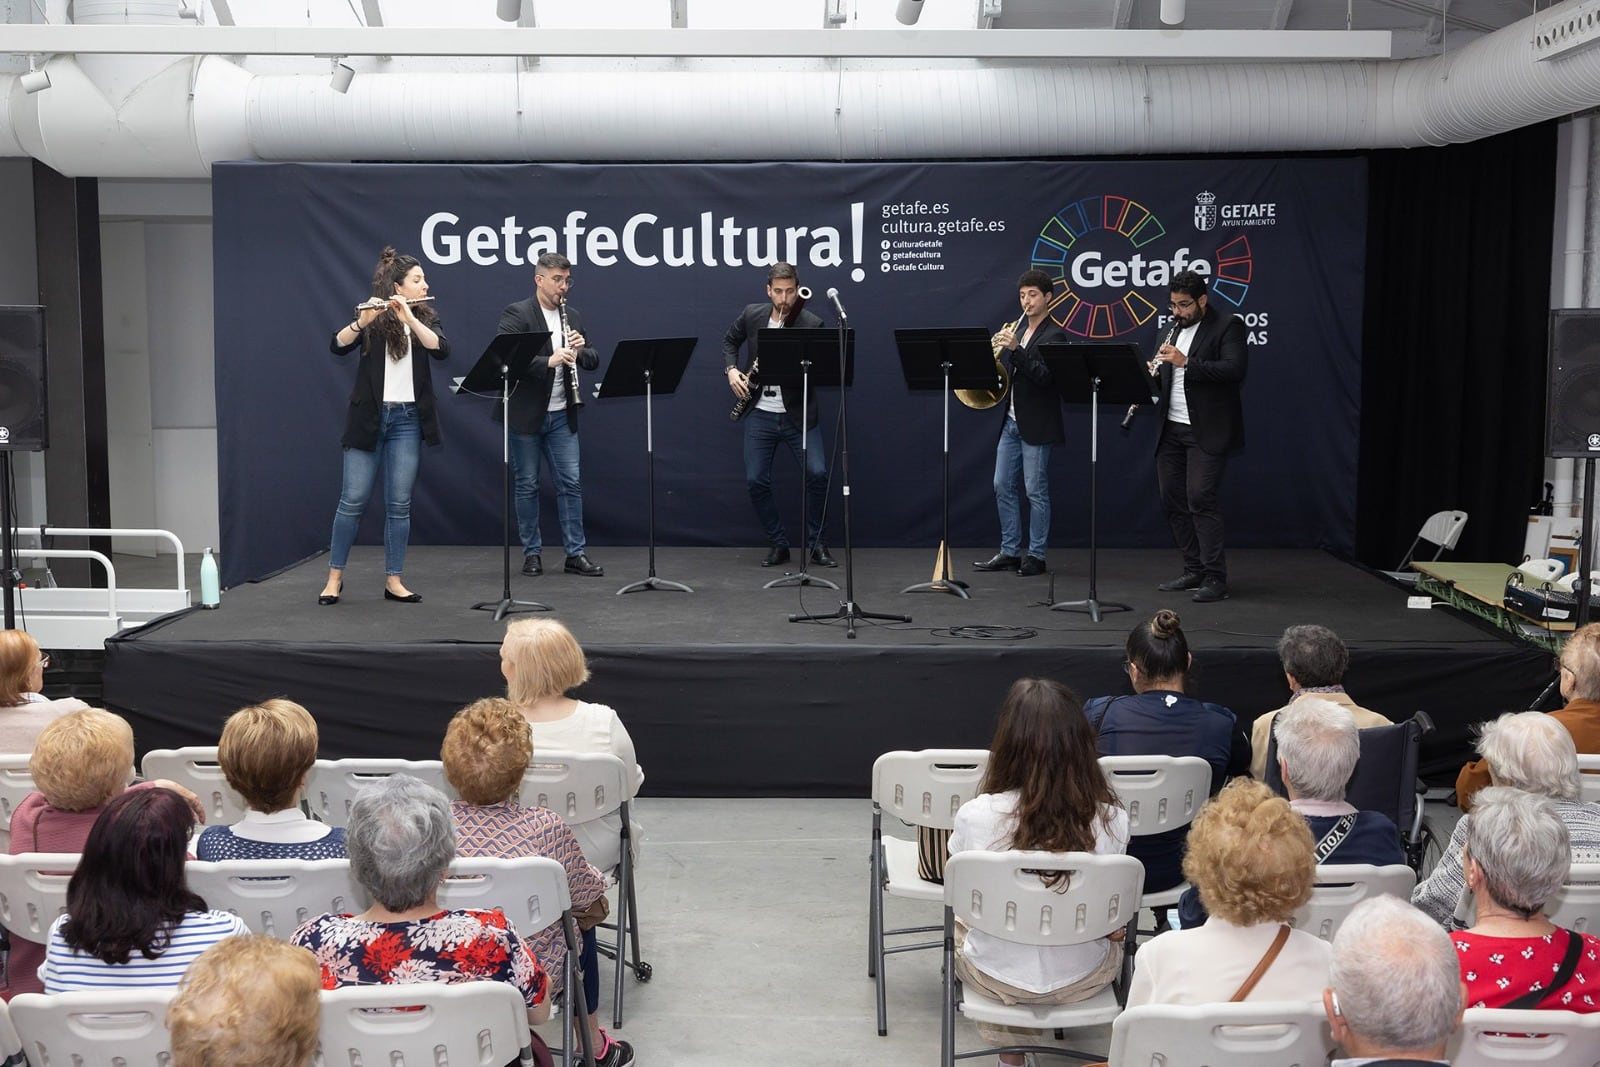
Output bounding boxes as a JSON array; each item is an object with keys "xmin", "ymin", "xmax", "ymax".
[{"xmin": 1357, "ymin": 123, "xmax": 1558, "ymax": 567}]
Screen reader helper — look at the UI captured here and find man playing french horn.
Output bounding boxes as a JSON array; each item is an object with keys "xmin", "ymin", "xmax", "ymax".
[
  {"xmin": 973, "ymin": 269, "xmax": 1065, "ymax": 578},
  {"xmin": 495, "ymin": 252, "xmax": 604, "ymax": 578},
  {"xmin": 722, "ymin": 262, "xmax": 835, "ymax": 569}
]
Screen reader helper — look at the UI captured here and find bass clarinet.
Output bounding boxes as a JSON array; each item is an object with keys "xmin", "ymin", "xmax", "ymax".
[
  {"xmin": 559, "ymin": 297, "xmax": 583, "ymax": 410},
  {"xmin": 730, "ymin": 286, "xmax": 811, "ymax": 421}
]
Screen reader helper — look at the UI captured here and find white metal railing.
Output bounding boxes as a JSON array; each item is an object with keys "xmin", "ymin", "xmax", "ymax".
[{"xmin": 4, "ymin": 527, "xmax": 193, "ymax": 650}]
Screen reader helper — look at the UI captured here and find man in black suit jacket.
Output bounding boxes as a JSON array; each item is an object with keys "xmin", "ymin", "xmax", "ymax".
[
  {"xmin": 1324, "ymin": 896, "xmax": 1464, "ymax": 1066},
  {"xmin": 1152, "ymin": 269, "xmax": 1247, "ymax": 602},
  {"xmin": 495, "ymin": 252, "xmax": 603, "ymax": 577},
  {"xmin": 722, "ymin": 262, "xmax": 834, "ymax": 569},
  {"xmin": 973, "ymin": 269, "xmax": 1064, "ymax": 578}
]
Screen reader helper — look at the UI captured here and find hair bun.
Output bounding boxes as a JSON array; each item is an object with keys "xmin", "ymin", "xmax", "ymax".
[
  {"xmin": 1151, "ymin": 608, "xmax": 1183, "ymax": 639},
  {"xmin": 378, "ymin": 246, "xmax": 398, "ymax": 263}
]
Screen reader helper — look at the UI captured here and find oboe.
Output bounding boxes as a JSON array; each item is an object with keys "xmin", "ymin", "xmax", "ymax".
[{"xmin": 559, "ymin": 298, "xmax": 583, "ymax": 410}]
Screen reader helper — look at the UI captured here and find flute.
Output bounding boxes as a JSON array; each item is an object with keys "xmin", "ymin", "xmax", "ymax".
[{"xmin": 354, "ymin": 295, "xmax": 435, "ymax": 312}]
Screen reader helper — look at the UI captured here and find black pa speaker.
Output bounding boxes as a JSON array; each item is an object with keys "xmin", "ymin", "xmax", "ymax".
[{"xmin": 0, "ymin": 307, "xmax": 46, "ymax": 452}]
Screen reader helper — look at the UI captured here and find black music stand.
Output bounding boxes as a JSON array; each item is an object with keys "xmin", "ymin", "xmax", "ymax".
[
  {"xmin": 593, "ymin": 336, "xmax": 698, "ymax": 595},
  {"xmin": 755, "ymin": 327, "xmax": 840, "ymax": 592},
  {"xmin": 1040, "ymin": 341, "xmax": 1153, "ymax": 622},
  {"xmin": 452, "ymin": 331, "xmax": 552, "ymax": 620},
  {"xmin": 893, "ymin": 327, "xmax": 999, "ymax": 599}
]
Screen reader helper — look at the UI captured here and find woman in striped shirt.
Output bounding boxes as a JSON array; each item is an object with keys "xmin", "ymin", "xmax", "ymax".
[{"xmin": 40, "ymin": 787, "xmax": 247, "ymax": 992}]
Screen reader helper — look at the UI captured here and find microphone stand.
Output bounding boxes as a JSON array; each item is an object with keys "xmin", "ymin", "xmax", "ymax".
[{"xmin": 790, "ymin": 292, "xmax": 910, "ymax": 638}]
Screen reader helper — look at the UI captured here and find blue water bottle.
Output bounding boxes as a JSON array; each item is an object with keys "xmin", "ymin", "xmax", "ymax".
[{"xmin": 199, "ymin": 547, "xmax": 220, "ymax": 609}]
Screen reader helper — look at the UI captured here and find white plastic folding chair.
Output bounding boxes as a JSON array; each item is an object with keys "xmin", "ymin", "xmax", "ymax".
[
  {"xmin": 869, "ymin": 748, "xmax": 988, "ymax": 1037},
  {"xmin": 185, "ymin": 858, "xmax": 365, "ymax": 939},
  {"xmin": 1097, "ymin": 754, "xmax": 1212, "ymax": 934},
  {"xmin": 318, "ymin": 981, "xmax": 540, "ymax": 1067},
  {"xmin": 303, "ymin": 758, "xmax": 454, "ymax": 827},
  {"xmin": 140, "ymin": 746, "xmax": 252, "ymax": 825},
  {"xmin": 1579, "ymin": 753, "xmax": 1600, "ymax": 805},
  {"xmin": 1390, "ymin": 509, "xmax": 1469, "ymax": 579},
  {"xmin": 1108, "ymin": 1000, "xmax": 1335, "ymax": 1067},
  {"xmin": 0, "ymin": 755, "xmax": 34, "ymax": 853},
  {"xmin": 1289, "ymin": 863, "xmax": 1416, "ymax": 942},
  {"xmin": 519, "ymin": 750, "xmax": 646, "ymax": 1028},
  {"xmin": 9, "ymin": 989, "xmax": 174, "ymax": 1067},
  {"xmin": 941, "ymin": 850, "xmax": 1143, "ymax": 1066},
  {"xmin": 437, "ymin": 855, "xmax": 594, "ymax": 1067},
  {"xmin": 0, "ymin": 852, "xmax": 78, "ymax": 952},
  {"xmin": 0, "ymin": 999, "xmax": 22, "ymax": 1067},
  {"xmin": 1449, "ymin": 1006, "xmax": 1600, "ymax": 1067},
  {"xmin": 1546, "ymin": 861, "xmax": 1600, "ymax": 934}
]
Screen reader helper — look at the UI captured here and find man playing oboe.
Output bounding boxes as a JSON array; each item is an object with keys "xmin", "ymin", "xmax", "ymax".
[{"xmin": 496, "ymin": 252, "xmax": 603, "ymax": 578}]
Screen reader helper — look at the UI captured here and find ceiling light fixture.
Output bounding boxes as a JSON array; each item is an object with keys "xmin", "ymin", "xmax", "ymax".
[
  {"xmin": 330, "ymin": 58, "xmax": 355, "ymax": 94},
  {"xmin": 895, "ymin": 0, "xmax": 924, "ymax": 26},
  {"xmin": 1160, "ymin": 0, "xmax": 1186, "ymax": 27},
  {"xmin": 496, "ymin": 0, "xmax": 523, "ymax": 23},
  {"xmin": 20, "ymin": 57, "xmax": 49, "ymax": 95}
]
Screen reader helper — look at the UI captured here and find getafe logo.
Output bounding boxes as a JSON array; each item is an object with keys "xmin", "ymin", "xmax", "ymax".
[{"xmin": 1194, "ymin": 191, "xmax": 1218, "ymax": 232}]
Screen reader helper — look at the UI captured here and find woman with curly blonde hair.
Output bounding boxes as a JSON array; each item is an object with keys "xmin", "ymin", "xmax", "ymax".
[
  {"xmin": 1126, "ymin": 778, "xmax": 1330, "ymax": 1007},
  {"xmin": 167, "ymin": 935, "xmax": 320, "ymax": 1067}
]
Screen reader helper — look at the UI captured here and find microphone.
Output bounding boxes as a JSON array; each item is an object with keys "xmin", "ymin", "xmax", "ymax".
[{"xmin": 826, "ymin": 287, "xmax": 847, "ymax": 319}]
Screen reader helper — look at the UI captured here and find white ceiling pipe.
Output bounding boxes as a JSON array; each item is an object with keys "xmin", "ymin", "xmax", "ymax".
[{"xmin": 1160, "ymin": 0, "xmax": 1184, "ymax": 27}]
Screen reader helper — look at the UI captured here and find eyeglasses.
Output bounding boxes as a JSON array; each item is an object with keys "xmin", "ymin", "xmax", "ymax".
[
  {"xmin": 1556, "ymin": 656, "xmax": 1575, "ymax": 676},
  {"xmin": 1122, "ymin": 661, "xmax": 1137, "ymax": 676},
  {"xmin": 1168, "ymin": 299, "xmax": 1198, "ymax": 312},
  {"xmin": 537, "ymin": 275, "xmax": 573, "ymax": 290},
  {"xmin": 37, "ymin": 652, "xmax": 49, "ymax": 669}
]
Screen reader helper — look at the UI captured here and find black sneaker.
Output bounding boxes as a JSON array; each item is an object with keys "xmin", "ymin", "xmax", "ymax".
[
  {"xmin": 1192, "ymin": 578, "xmax": 1230, "ymax": 603},
  {"xmin": 594, "ymin": 1031, "xmax": 634, "ymax": 1067}
]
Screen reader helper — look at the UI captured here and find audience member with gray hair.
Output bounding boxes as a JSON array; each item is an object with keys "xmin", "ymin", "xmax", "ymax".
[
  {"xmin": 1413, "ymin": 711, "xmax": 1600, "ymax": 927},
  {"xmin": 291, "ymin": 775, "xmax": 555, "ymax": 1063},
  {"xmin": 1457, "ymin": 622, "xmax": 1600, "ymax": 811},
  {"xmin": 1180, "ymin": 698, "xmax": 1404, "ymax": 927},
  {"xmin": 1449, "ymin": 787, "xmax": 1600, "ymax": 1012},
  {"xmin": 1249, "ymin": 624, "xmax": 1392, "ymax": 781},
  {"xmin": 1324, "ymin": 896, "xmax": 1462, "ymax": 1065}
]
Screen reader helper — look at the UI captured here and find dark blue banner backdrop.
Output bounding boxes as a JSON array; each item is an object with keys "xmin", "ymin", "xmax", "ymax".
[{"xmin": 213, "ymin": 159, "xmax": 1365, "ymax": 587}]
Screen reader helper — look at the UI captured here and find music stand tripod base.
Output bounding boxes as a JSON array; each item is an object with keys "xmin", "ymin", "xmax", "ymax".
[
  {"xmin": 618, "ymin": 575, "xmax": 693, "ymax": 595},
  {"xmin": 1050, "ymin": 596, "xmax": 1130, "ymax": 623},
  {"xmin": 902, "ymin": 577, "xmax": 970, "ymax": 598},
  {"xmin": 765, "ymin": 567, "xmax": 839, "ymax": 591},
  {"xmin": 472, "ymin": 596, "xmax": 550, "ymax": 621}
]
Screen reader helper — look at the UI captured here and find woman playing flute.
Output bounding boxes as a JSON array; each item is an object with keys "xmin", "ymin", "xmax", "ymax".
[{"xmin": 317, "ymin": 247, "xmax": 450, "ymax": 606}]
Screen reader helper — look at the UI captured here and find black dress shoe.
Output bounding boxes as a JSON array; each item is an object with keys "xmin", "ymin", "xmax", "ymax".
[
  {"xmin": 521, "ymin": 554, "xmax": 543, "ymax": 577},
  {"xmin": 384, "ymin": 589, "xmax": 423, "ymax": 603},
  {"xmin": 564, "ymin": 553, "xmax": 604, "ymax": 577},
  {"xmin": 973, "ymin": 553, "xmax": 1021, "ymax": 572},
  {"xmin": 810, "ymin": 545, "xmax": 837, "ymax": 568},
  {"xmin": 1018, "ymin": 556, "xmax": 1047, "ymax": 577},
  {"xmin": 1192, "ymin": 578, "xmax": 1230, "ymax": 603},
  {"xmin": 317, "ymin": 580, "xmax": 342, "ymax": 606},
  {"xmin": 763, "ymin": 546, "xmax": 791, "ymax": 567},
  {"xmin": 1158, "ymin": 572, "xmax": 1205, "ymax": 592}
]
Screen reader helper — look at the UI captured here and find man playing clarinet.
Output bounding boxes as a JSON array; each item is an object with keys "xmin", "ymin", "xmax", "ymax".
[{"xmin": 496, "ymin": 252, "xmax": 603, "ymax": 578}]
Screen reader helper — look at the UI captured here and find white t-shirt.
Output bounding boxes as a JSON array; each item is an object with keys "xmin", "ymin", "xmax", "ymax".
[
  {"xmin": 526, "ymin": 701, "xmax": 645, "ymax": 871},
  {"xmin": 950, "ymin": 791, "xmax": 1131, "ymax": 994},
  {"xmin": 543, "ymin": 303, "xmax": 569, "ymax": 413},
  {"xmin": 756, "ymin": 314, "xmax": 788, "ymax": 414},
  {"xmin": 1165, "ymin": 321, "xmax": 1200, "ymax": 426},
  {"xmin": 381, "ymin": 328, "xmax": 416, "ymax": 403}
]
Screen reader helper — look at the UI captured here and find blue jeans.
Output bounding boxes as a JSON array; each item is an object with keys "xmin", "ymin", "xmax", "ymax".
[
  {"xmin": 329, "ymin": 402, "xmax": 421, "ymax": 576},
  {"xmin": 510, "ymin": 419, "xmax": 586, "ymax": 558},
  {"xmin": 993, "ymin": 415, "xmax": 1052, "ymax": 559},
  {"xmin": 742, "ymin": 409, "xmax": 827, "ymax": 548}
]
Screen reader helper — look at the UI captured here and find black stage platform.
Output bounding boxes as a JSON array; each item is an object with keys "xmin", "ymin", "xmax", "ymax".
[{"xmin": 102, "ymin": 547, "xmax": 1550, "ymax": 796}]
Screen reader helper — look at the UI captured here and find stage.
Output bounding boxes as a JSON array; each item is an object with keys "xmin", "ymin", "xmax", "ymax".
[{"xmin": 101, "ymin": 547, "xmax": 1550, "ymax": 795}]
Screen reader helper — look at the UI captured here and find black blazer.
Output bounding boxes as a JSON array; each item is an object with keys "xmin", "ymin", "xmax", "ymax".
[
  {"xmin": 1153, "ymin": 304, "xmax": 1247, "ymax": 456},
  {"xmin": 722, "ymin": 302, "xmax": 827, "ymax": 430},
  {"xmin": 496, "ymin": 298, "xmax": 600, "ymax": 435},
  {"xmin": 331, "ymin": 318, "xmax": 451, "ymax": 450},
  {"xmin": 1000, "ymin": 319, "xmax": 1065, "ymax": 446}
]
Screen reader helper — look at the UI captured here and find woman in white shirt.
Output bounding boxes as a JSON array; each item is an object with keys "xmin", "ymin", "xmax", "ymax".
[
  {"xmin": 950, "ymin": 678, "xmax": 1130, "ymax": 1067},
  {"xmin": 0, "ymin": 629, "xmax": 88, "ymax": 754},
  {"xmin": 501, "ymin": 617, "xmax": 643, "ymax": 871}
]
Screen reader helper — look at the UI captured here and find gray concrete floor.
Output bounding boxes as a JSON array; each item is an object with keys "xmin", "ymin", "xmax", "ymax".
[{"xmin": 544, "ymin": 796, "xmax": 1463, "ymax": 1067}]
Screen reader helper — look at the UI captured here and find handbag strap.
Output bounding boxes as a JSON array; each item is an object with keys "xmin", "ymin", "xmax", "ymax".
[
  {"xmin": 1502, "ymin": 927, "xmax": 1585, "ymax": 1010},
  {"xmin": 1230, "ymin": 924, "xmax": 1292, "ymax": 1002}
]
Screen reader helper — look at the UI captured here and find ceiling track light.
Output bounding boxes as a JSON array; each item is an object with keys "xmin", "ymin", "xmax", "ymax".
[
  {"xmin": 330, "ymin": 58, "xmax": 355, "ymax": 94},
  {"xmin": 20, "ymin": 57, "xmax": 50, "ymax": 95},
  {"xmin": 895, "ymin": 0, "xmax": 924, "ymax": 26}
]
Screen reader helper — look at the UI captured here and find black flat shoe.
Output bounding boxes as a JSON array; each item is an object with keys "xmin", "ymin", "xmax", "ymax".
[
  {"xmin": 810, "ymin": 545, "xmax": 837, "ymax": 568},
  {"xmin": 1018, "ymin": 556, "xmax": 1047, "ymax": 577},
  {"xmin": 384, "ymin": 589, "xmax": 423, "ymax": 603},
  {"xmin": 973, "ymin": 553, "xmax": 1021, "ymax": 572},
  {"xmin": 564, "ymin": 554, "xmax": 604, "ymax": 577},
  {"xmin": 762, "ymin": 546, "xmax": 791, "ymax": 567},
  {"xmin": 317, "ymin": 581, "xmax": 342, "ymax": 606}
]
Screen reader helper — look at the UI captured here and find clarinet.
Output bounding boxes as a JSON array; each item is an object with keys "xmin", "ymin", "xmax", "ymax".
[
  {"xmin": 1122, "ymin": 320, "xmax": 1181, "ymax": 431},
  {"xmin": 559, "ymin": 298, "xmax": 583, "ymax": 410}
]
